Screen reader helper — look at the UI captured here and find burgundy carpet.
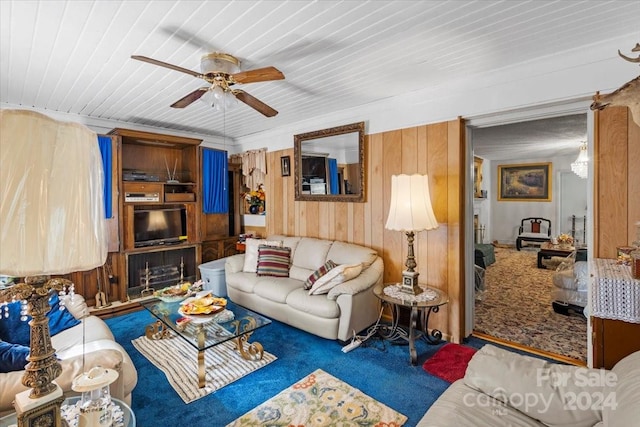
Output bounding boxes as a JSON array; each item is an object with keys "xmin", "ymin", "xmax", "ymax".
[{"xmin": 422, "ymin": 343, "xmax": 477, "ymax": 383}]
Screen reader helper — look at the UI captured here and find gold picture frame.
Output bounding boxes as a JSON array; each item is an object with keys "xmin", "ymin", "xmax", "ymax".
[{"xmin": 498, "ymin": 162, "xmax": 552, "ymax": 202}]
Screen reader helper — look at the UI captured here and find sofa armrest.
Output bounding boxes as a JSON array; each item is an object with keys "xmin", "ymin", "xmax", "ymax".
[
  {"xmin": 225, "ymin": 254, "xmax": 245, "ymax": 274},
  {"xmin": 56, "ymin": 339, "xmax": 138, "ymax": 403},
  {"xmin": 60, "ymin": 293, "xmax": 89, "ymax": 320},
  {"xmin": 0, "ymin": 346, "xmax": 125, "ymax": 414},
  {"xmin": 327, "ymin": 257, "xmax": 383, "ymax": 300},
  {"xmin": 465, "ymin": 344, "xmax": 603, "ymax": 427}
]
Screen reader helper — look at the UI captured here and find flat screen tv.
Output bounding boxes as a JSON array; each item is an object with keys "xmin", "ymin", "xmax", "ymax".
[{"xmin": 134, "ymin": 208, "xmax": 186, "ymax": 247}]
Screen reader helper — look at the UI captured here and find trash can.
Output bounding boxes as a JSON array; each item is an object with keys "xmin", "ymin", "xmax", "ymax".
[{"xmin": 198, "ymin": 258, "xmax": 227, "ymax": 297}]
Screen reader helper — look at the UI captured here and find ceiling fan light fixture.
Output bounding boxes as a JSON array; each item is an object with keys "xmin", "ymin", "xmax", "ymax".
[
  {"xmin": 200, "ymin": 53, "xmax": 240, "ymax": 75},
  {"xmin": 571, "ymin": 142, "xmax": 588, "ymax": 179},
  {"xmin": 212, "ymin": 85, "xmax": 224, "ymax": 100},
  {"xmin": 224, "ymin": 91, "xmax": 238, "ymax": 110},
  {"xmin": 200, "ymin": 89, "xmax": 216, "ymax": 108}
]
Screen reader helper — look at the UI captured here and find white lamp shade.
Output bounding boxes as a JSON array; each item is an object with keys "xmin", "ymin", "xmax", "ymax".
[
  {"xmin": 385, "ymin": 174, "xmax": 439, "ymax": 232},
  {"xmin": 0, "ymin": 109, "xmax": 108, "ymax": 276}
]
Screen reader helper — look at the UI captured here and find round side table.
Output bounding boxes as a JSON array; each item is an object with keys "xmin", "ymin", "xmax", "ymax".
[{"xmin": 373, "ymin": 282, "xmax": 449, "ymax": 365}]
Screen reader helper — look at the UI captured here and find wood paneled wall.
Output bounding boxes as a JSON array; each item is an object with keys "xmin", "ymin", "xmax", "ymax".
[
  {"xmin": 264, "ymin": 119, "xmax": 465, "ymax": 342},
  {"xmin": 594, "ymin": 107, "xmax": 640, "ymax": 257},
  {"xmin": 592, "ymin": 106, "xmax": 640, "ymax": 369}
]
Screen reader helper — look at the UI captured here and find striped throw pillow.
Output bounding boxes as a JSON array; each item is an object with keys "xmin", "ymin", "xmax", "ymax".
[
  {"xmin": 304, "ymin": 259, "xmax": 338, "ymax": 290},
  {"xmin": 256, "ymin": 245, "xmax": 292, "ymax": 277}
]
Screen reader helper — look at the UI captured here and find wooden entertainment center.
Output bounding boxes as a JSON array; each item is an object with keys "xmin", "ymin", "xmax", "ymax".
[
  {"xmin": 60, "ymin": 128, "xmax": 210, "ymax": 316},
  {"xmin": 112, "ymin": 128, "xmax": 203, "ymax": 313}
]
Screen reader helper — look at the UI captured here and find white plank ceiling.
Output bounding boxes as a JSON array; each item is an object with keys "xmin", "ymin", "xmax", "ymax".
[{"xmin": 1, "ymin": 0, "xmax": 638, "ymax": 151}]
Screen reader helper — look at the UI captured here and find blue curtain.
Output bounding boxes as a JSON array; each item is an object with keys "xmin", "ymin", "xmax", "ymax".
[
  {"xmin": 97, "ymin": 136, "xmax": 112, "ymax": 218},
  {"xmin": 328, "ymin": 158, "xmax": 339, "ymax": 195},
  {"xmin": 202, "ymin": 148, "xmax": 228, "ymax": 214}
]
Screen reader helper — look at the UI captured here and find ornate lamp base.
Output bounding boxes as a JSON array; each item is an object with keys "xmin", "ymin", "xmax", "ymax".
[
  {"xmin": 401, "ymin": 270, "xmax": 422, "ymax": 295},
  {"xmin": 14, "ymin": 384, "xmax": 67, "ymax": 427}
]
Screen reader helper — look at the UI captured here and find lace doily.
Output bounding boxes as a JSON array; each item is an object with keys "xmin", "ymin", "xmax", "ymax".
[
  {"xmin": 383, "ymin": 284, "xmax": 437, "ymax": 302},
  {"xmin": 591, "ymin": 259, "xmax": 640, "ymax": 323},
  {"xmin": 60, "ymin": 400, "xmax": 126, "ymax": 427}
]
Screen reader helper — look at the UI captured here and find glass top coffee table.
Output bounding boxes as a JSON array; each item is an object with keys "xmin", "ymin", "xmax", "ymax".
[{"xmin": 140, "ymin": 298, "xmax": 271, "ymax": 388}]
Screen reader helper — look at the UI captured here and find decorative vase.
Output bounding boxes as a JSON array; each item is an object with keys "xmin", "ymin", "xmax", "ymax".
[{"xmin": 249, "ymin": 204, "xmax": 259, "ymax": 214}]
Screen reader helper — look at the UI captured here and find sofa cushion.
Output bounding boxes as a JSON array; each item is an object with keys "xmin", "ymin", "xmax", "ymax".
[
  {"xmin": 309, "ymin": 263, "xmax": 363, "ymax": 295},
  {"xmin": 0, "ymin": 341, "xmax": 30, "ymax": 373},
  {"xmin": 291, "ymin": 237, "xmax": 333, "ymax": 271},
  {"xmin": 603, "ymin": 350, "xmax": 640, "ymax": 427},
  {"xmin": 268, "ymin": 235, "xmax": 301, "ymax": 260},
  {"xmin": 464, "ymin": 344, "xmax": 603, "ymax": 427},
  {"xmin": 326, "ymin": 241, "xmax": 378, "ymax": 269},
  {"xmin": 417, "ymin": 379, "xmax": 546, "ymax": 427},
  {"xmin": 243, "ymin": 238, "xmax": 283, "ymax": 273},
  {"xmin": 253, "ymin": 277, "xmax": 303, "ymax": 304},
  {"xmin": 0, "ymin": 293, "xmax": 81, "ymax": 346},
  {"xmin": 226, "ymin": 270, "xmax": 262, "ymax": 294},
  {"xmin": 286, "ymin": 288, "xmax": 341, "ymax": 319},
  {"xmin": 290, "ymin": 266, "xmax": 314, "ymax": 282},
  {"xmin": 304, "ymin": 259, "xmax": 338, "ymax": 290},
  {"xmin": 256, "ymin": 245, "xmax": 292, "ymax": 277}
]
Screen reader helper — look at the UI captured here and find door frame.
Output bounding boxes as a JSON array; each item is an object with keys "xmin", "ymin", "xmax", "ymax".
[{"xmin": 462, "ymin": 98, "xmax": 595, "ymax": 365}]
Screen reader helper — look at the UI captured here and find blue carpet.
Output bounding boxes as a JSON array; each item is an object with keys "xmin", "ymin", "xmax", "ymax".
[{"xmin": 106, "ymin": 309, "xmax": 458, "ymax": 426}]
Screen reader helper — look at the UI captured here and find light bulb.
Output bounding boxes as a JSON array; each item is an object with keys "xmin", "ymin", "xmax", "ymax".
[
  {"xmin": 224, "ymin": 91, "xmax": 238, "ymax": 110},
  {"xmin": 200, "ymin": 90, "xmax": 215, "ymax": 108},
  {"xmin": 212, "ymin": 85, "xmax": 224, "ymax": 100}
]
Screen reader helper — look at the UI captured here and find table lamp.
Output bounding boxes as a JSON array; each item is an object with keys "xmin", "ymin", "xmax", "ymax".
[
  {"xmin": 385, "ymin": 174, "xmax": 439, "ymax": 295},
  {"xmin": 0, "ymin": 109, "xmax": 107, "ymax": 427}
]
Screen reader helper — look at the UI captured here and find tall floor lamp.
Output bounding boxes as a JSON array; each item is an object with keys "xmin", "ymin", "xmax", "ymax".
[
  {"xmin": 0, "ymin": 109, "xmax": 107, "ymax": 427},
  {"xmin": 385, "ymin": 174, "xmax": 439, "ymax": 295}
]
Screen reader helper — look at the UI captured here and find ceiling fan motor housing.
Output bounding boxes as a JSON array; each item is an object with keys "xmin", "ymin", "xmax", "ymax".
[{"xmin": 200, "ymin": 53, "xmax": 240, "ymax": 75}]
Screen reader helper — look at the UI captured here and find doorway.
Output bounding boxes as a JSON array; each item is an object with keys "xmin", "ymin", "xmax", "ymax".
[{"xmin": 467, "ymin": 112, "xmax": 590, "ymax": 363}]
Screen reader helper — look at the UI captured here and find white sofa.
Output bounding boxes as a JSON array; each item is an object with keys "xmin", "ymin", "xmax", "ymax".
[
  {"xmin": 225, "ymin": 235, "xmax": 383, "ymax": 342},
  {"xmin": 418, "ymin": 344, "xmax": 640, "ymax": 427},
  {"xmin": 0, "ymin": 294, "xmax": 137, "ymax": 416}
]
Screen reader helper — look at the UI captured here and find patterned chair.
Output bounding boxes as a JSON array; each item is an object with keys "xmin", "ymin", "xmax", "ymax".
[{"xmin": 516, "ymin": 217, "xmax": 551, "ymax": 250}]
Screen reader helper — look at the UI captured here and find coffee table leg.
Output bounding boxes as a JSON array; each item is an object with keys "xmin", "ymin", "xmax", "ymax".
[
  {"xmin": 197, "ymin": 325, "xmax": 206, "ymax": 388},
  {"xmin": 145, "ymin": 320, "xmax": 171, "ymax": 340},
  {"xmin": 537, "ymin": 251, "xmax": 546, "ymax": 269},
  {"xmin": 232, "ymin": 317, "xmax": 265, "ymax": 361}
]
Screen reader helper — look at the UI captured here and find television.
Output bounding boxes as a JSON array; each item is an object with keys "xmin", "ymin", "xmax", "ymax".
[{"xmin": 133, "ymin": 207, "xmax": 187, "ymax": 247}]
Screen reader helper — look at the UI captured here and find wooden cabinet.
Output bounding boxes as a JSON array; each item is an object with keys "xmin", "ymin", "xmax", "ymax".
[
  {"xmin": 202, "ymin": 237, "xmax": 239, "ymax": 263},
  {"xmin": 106, "ymin": 128, "xmax": 203, "ymax": 302},
  {"xmin": 593, "ymin": 318, "xmax": 640, "ymax": 369}
]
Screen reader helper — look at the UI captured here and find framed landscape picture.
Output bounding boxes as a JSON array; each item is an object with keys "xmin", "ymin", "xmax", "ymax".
[{"xmin": 498, "ymin": 163, "xmax": 551, "ymax": 201}]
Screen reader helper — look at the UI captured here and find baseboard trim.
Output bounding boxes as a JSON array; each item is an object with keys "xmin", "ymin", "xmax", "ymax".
[{"xmin": 471, "ymin": 331, "xmax": 586, "ymax": 366}]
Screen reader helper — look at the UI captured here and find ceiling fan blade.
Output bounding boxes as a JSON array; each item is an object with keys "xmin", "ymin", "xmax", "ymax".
[
  {"xmin": 231, "ymin": 67, "xmax": 285, "ymax": 84},
  {"xmin": 170, "ymin": 88, "xmax": 208, "ymax": 108},
  {"xmin": 131, "ymin": 55, "xmax": 202, "ymax": 78},
  {"xmin": 234, "ymin": 90, "xmax": 278, "ymax": 117}
]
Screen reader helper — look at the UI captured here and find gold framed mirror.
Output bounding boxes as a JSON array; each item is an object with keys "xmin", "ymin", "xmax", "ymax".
[{"xmin": 294, "ymin": 122, "xmax": 365, "ymax": 202}]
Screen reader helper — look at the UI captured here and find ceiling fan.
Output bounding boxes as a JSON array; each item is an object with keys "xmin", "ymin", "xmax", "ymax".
[{"xmin": 131, "ymin": 52, "xmax": 284, "ymax": 117}]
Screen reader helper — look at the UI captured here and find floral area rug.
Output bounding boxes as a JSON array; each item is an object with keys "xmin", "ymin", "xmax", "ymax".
[
  {"xmin": 474, "ymin": 248, "xmax": 587, "ymax": 362},
  {"xmin": 227, "ymin": 369, "xmax": 408, "ymax": 426}
]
